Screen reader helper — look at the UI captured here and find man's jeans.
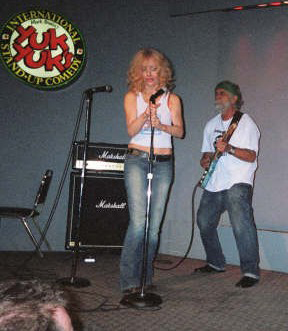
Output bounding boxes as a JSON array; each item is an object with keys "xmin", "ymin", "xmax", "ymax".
[
  {"xmin": 197, "ymin": 183, "xmax": 260, "ymax": 277},
  {"xmin": 120, "ymin": 154, "xmax": 173, "ymax": 291}
]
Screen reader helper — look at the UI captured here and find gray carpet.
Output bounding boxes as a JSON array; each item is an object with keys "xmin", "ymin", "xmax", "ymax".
[{"xmin": 0, "ymin": 251, "xmax": 287, "ymax": 331}]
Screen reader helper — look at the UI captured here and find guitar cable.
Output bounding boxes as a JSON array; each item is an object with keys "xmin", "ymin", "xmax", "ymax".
[{"xmin": 154, "ymin": 180, "xmax": 201, "ymax": 271}]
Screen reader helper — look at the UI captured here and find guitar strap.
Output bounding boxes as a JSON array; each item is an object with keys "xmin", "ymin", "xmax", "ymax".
[{"xmin": 224, "ymin": 110, "xmax": 243, "ymax": 143}]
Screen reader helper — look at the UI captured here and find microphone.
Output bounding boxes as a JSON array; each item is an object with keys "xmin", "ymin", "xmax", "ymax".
[
  {"xmin": 149, "ymin": 88, "xmax": 166, "ymax": 104},
  {"xmin": 85, "ymin": 85, "xmax": 113, "ymax": 93}
]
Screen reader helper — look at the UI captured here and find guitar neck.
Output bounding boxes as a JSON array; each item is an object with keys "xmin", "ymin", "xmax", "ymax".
[
  {"xmin": 212, "ymin": 149, "xmax": 222, "ymax": 161},
  {"xmin": 212, "ymin": 122, "xmax": 237, "ymax": 160}
]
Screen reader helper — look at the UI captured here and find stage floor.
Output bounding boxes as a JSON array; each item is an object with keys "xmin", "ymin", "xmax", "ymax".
[{"xmin": 0, "ymin": 251, "xmax": 287, "ymax": 331}]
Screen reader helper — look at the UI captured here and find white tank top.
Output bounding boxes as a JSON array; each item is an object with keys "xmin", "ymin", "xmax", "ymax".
[{"xmin": 129, "ymin": 92, "xmax": 172, "ymax": 148}]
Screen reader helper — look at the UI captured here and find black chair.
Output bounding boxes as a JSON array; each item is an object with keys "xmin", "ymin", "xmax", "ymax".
[{"xmin": 0, "ymin": 169, "xmax": 53, "ymax": 257}]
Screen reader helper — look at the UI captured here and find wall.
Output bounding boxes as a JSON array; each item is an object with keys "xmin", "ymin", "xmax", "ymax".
[
  {"xmin": 160, "ymin": 2, "xmax": 288, "ymax": 273},
  {"xmin": 1, "ymin": 0, "xmax": 288, "ymax": 273}
]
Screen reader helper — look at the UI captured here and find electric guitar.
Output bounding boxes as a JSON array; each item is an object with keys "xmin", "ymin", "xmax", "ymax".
[{"xmin": 199, "ymin": 123, "xmax": 237, "ymax": 189}]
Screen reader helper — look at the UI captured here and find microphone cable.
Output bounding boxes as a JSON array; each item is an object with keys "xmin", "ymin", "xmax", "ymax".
[
  {"xmin": 154, "ymin": 181, "xmax": 201, "ymax": 271},
  {"xmin": 38, "ymin": 92, "xmax": 87, "ymax": 250}
]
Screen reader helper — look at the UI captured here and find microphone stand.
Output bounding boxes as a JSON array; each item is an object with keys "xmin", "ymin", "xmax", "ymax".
[
  {"xmin": 57, "ymin": 90, "xmax": 94, "ymax": 288},
  {"xmin": 120, "ymin": 92, "xmax": 163, "ymax": 308}
]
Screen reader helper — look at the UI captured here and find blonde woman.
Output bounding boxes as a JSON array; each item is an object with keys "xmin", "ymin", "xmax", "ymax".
[{"xmin": 120, "ymin": 48, "xmax": 184, "ymax": 294}]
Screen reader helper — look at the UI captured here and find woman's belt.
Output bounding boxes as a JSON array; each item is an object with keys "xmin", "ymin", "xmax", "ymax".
[{"xmin": 127, "ymin": 148, "xmax": 172, "ymax": 162}]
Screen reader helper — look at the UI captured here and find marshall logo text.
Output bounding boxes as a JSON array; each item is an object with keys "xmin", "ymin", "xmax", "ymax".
[
  {"xmin": 98, "ymin": 151, "xmax": 126, "ymax": 161},
  {"xmin": 95, "ymin": 199, "xmax": 127, "ymax": 210}
]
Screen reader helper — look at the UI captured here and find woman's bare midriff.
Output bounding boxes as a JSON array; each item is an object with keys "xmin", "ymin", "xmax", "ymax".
[{"xmin": 128, "ymin": 143, "xmax": 172, "ymax": 155}]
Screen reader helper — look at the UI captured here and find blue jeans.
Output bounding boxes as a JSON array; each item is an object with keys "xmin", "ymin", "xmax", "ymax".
[
  {"xmin": 197, "ymin": 183, "xmax": 260, "ymax": 277},
  {"xmin": 120, "ymin": 154, "xmax": 173, "ymax": 291}
]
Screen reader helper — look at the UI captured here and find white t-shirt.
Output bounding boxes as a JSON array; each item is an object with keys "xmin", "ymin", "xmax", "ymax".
[{"xmin": 201, "ymin": 112, "xmax": 260, "ymax": 192}]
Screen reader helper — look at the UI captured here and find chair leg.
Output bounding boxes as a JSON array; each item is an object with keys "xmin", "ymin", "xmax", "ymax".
[
  {"xmin": 31, "ymin": 217, "xmax": 52, "ymax": 251},
  {"xmin": 21, "ymin": 218, "xmax": 44, "ymax": 258}
]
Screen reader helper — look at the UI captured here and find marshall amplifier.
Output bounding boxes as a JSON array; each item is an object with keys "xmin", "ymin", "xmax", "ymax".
[
  {"xmin": 72, "ymin": 141, "xmax": 128, "ymax": 173},
  {"xmin": 66, "ymin": 172, "xmax": 129, "ymax": 249}
]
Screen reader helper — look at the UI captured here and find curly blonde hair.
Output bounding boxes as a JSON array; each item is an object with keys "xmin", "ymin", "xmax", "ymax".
[{"xmin": 127, "ymin": 48, "xmax": 174, "ymax": 93}]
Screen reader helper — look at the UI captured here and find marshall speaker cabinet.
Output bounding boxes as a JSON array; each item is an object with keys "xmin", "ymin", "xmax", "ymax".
[{"xmin": 66, "ymin": 171, "xmax": 129, "ymax": 250}]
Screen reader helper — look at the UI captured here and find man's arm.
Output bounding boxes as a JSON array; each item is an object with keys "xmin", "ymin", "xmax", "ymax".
[{"xmin": 216, "ymin": 139, "xmax": 256, "ymax": 163}]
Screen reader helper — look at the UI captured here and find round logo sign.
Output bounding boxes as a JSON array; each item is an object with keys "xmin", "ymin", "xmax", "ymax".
[{"xmin": 0, "ymin": 9, "xmax": 86, "ymax": 90}]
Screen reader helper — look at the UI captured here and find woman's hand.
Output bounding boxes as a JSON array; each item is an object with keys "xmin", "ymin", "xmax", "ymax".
[{"xmin": 148, "ymin": 102, "xmax": 161, "ymax": 128}]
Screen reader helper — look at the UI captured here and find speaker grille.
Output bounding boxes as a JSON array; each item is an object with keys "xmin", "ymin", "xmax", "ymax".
[{"xmin": 66, "ymin": 172, "xmax": 129, "ymax": 249}]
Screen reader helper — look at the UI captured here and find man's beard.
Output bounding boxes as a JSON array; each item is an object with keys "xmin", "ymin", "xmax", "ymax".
[{"xmin": 215, "ymin": 101, "xmax": 231, "ymax": 113}]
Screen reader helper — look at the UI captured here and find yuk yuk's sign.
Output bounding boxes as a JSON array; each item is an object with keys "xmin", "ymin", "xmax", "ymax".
[{"xmin": 0, "ymin": 9, "xmax": 86, "ymax": 90}]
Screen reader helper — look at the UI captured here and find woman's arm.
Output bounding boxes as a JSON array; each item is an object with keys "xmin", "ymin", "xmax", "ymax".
[
  {"xmin": 151, "ymin": 93, "xmax": 184, "ymax": 139},
  {"xmin": 124, "ymin": 91, "xmax": 149, "ymax": 137}
]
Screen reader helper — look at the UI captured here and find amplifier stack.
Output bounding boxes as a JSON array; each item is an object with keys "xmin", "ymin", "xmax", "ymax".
[{"xmin": 65, "ymin": 142, "xmax": 129, "ymax": 250}]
